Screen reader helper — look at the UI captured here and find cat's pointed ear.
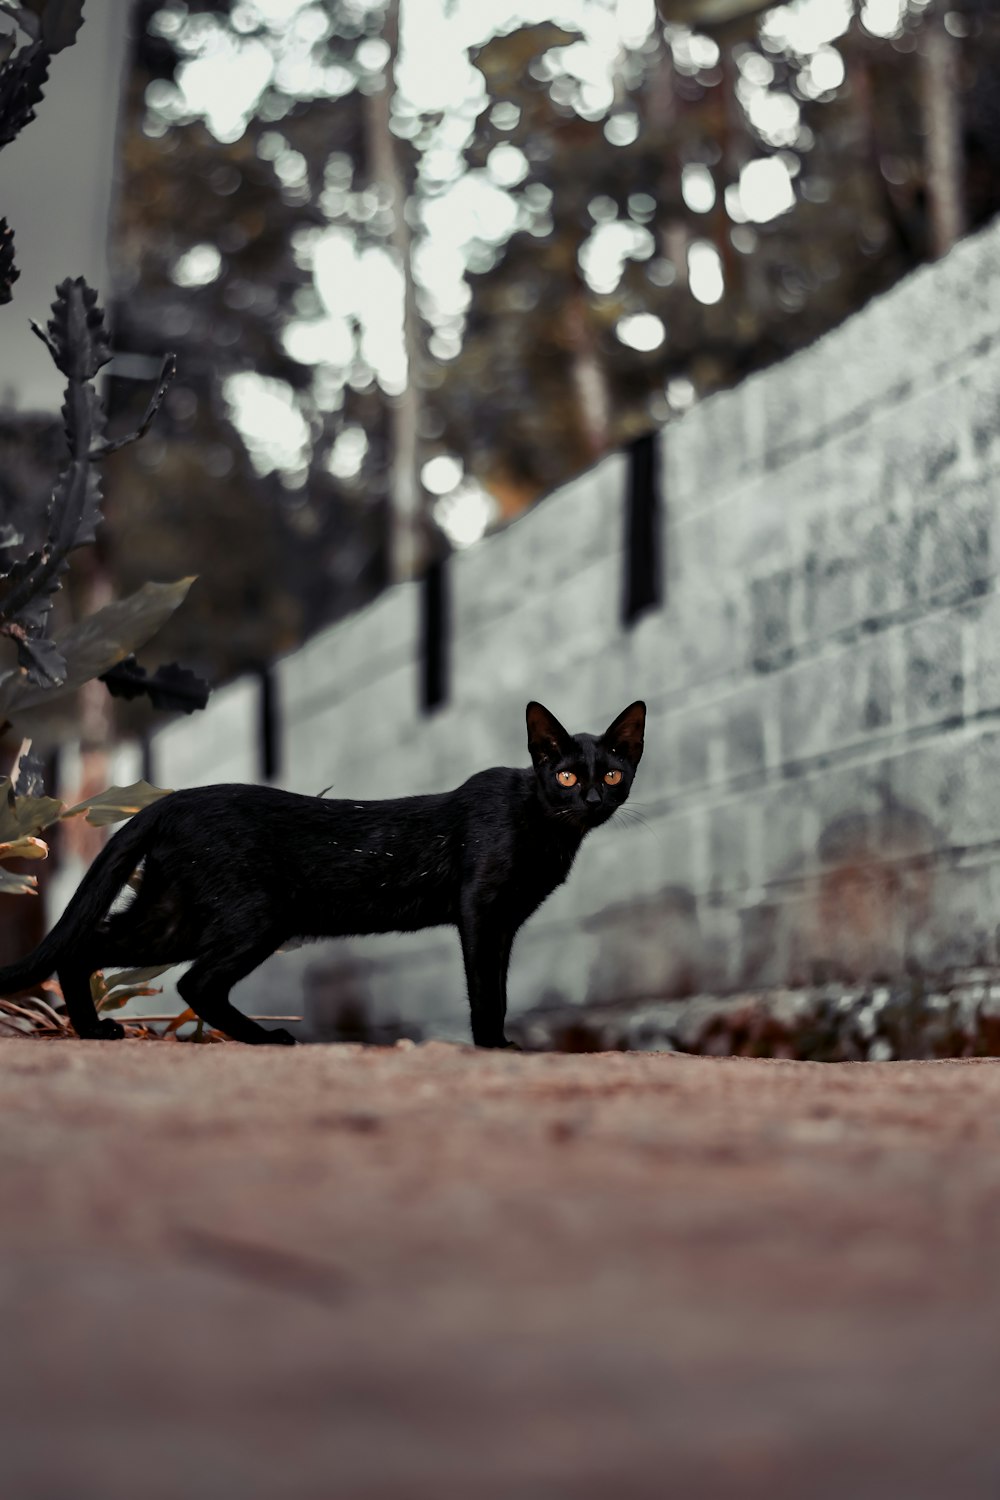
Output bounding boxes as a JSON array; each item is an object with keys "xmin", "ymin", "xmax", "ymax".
[
  {"xmin": 602, "ymin": 701, "xmax": 646, "ymax": 768},
  {"xmin": 526, "ymin": 701, "xmax": 574, "ymax": 768}
]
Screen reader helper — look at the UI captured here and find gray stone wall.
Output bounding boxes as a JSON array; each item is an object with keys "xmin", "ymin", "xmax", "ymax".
[{"xmin": 134, "ymin": 215, "xmax": 1000, "ymax": 1041}]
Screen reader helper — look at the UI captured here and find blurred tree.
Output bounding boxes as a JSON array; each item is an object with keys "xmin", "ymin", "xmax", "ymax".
[
  {"xmin": 437, "ymin": 0, "xmax": 1000, "ymax": 508},
  {"xmin": 106, "ymin": 0, "xmax": 1000, "ymax": 684},
  {"xmin": 106, "ymin": 0, "xmax": 400, "ymax": 689}
]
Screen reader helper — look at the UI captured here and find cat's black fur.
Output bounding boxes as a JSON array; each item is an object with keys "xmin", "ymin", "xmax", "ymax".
[{"xmin": 0, "ymin": 700, "xmax": 645, "ymax": 1046}]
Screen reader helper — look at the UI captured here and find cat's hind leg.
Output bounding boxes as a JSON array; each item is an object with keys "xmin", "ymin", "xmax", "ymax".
[
  {"xmin": 57, "ymin": 958, "xmax": 124, "ymax": 1040},
  {"xmin": 177, "ymin": 929, "xmax": 295, "ymax": 1046},
  {"xmin": 57, "ymin": 902, "xmax": 190, "ymax": 1041}
]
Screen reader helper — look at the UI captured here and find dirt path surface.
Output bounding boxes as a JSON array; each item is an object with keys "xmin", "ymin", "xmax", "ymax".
[{"xmin": 3, "ymin": 1039, "xmax": 1000, "ymax": 1499}]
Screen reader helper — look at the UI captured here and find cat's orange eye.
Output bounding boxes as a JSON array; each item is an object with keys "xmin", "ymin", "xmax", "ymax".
[
  {"xmin": 556, "ymin": 771, "xmax": 578, "ymax": 787},
  {"xmin": 603, "ymin": 770, "xmax": 623, "ymax": 786}
]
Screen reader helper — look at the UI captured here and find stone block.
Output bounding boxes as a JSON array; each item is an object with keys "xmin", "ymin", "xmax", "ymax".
[
  {"xmin": 453, "ymin": 452, "xmax": 627, "ymax": 636},
  {"xmin": 968, "ymin": 346, "xmax": 1000, "ymax": 466},
  {"xmin": 900, "ymin": 860, "xmax": 995, "ymax": 976},
  {"xmin": 748, "ymin": 569, "xmax": 794, "ymax": 671},
  {"xmin": 508, "ymin": 920, "xmax": 602, "ymax": 1014},
  {"xmin": 759, "ymin": 775, "xmax": 818, "ymax": 887},
  {"xmin": 777, "ymin": 637, "xmax": 896, "ymax": 768},
  {"xmin": 858, "ymin": 499, "xmax": 911, "ymax": 625},
  {"xmin": 707, "ymin": 800, "xmax": 750, "ymax": 898},
  {"xmin": 676, "ymin": 703, "xmax": 719, "ymax": 793},
  {"xmin": 721, "ymin": 684, "xmax": 769, "ymax": 785},
  {"xmin": 279, "ymin": 583, "xmax": 419, "ymax": 714},
  {"xmin": 669, "ymin": 514, "xmax": 745, "ymax": 690},
  {"xmin": 583, "ymin": 887, "xmax": 705, "ymax": 1003},
  {"xmin": 777, "ymin": 656, "xmax": 834, "ymax": 766},
  {"xmin": 661, "ymin": 377, "xmax": 763, "ymax": 515},
  {"xmin": 970, "ymin": 588, "xmax": 1000, "ymax": 717},
  {"xmin": 154, "ymin": 676, "xmax": 258, "ymax": 789},
  {"xmin": 886, "ymin": 726, "xmax": 1000, "ymax": 915},
  {"xmin": 902, "ymin": 480, "xmax": 992, "ymax": 610},
  {"xmin": 696, "ymin": 897, "xmax": 745, "ymax": 992},
  {"xmin": 901, "ymin": 612, "xmax": 965, "ymax": 730}
]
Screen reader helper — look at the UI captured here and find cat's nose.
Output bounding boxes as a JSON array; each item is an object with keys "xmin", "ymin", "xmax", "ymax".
[{"xmin": 584, "ymin": 788, "xmax": 601, "ymax": 806}]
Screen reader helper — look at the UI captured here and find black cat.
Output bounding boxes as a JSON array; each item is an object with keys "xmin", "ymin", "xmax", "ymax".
[{"xmin": 0, "ymin": 700, "xmax": 645, "ymax": 1046}]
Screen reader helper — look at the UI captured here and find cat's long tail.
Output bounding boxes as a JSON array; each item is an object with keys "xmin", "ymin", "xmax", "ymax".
[{"xmin": 0, "ymin": 800, "xmax": 167, "ymax": 995}]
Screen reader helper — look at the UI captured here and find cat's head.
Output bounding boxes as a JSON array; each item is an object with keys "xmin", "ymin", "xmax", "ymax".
[{"xmin": 526, "ymin": 700, "xmax": 645, "ymax": 829}]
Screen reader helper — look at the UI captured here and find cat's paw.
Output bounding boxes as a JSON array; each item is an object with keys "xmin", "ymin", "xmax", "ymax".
[
  {"xmin": 262, "ymin": 1027, "xmax": 297, "ymax": 1046},
  {"xmin": 81, "ymin": 1018, "xmax": 125, "ymax": 1041}
]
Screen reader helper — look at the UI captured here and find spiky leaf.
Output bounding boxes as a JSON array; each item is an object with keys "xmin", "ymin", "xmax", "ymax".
[
  {"xmin": 9, "ymin": 626, "xmax": 66, "ymax": 686},
  {"xmin": 101, "ymin": 655, "xmax": 210, "ymax": 715},
  {"xmin": 0, "ymin": 777, "xmax": 64, "ymax": 840},
  {"xmin": 45, "ymin": 277, "xmax": 112, "ymax": 381},
  {"xmin": 0, "ymin": 217, "xmax": 18, "ymax": 304},
  {"xmin": 0, "ymin": 578, "xmax": 196, "ymax": 716},
  {"xmin": 19, "ymin": 0, "xmax": 85, "ymax": 52},
  {"xmin": 0, "ymin": 38, "xmax": 48, "ymax": 149}
]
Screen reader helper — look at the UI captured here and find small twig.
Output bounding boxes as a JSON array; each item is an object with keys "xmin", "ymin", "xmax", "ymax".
[
  {"xmin": 89, "ymin": 353, "xmax": 177, "ymax": 459},
  {"xmin": 115, "ymin": 1015, "xmax": 303, "ymax": 1024}
]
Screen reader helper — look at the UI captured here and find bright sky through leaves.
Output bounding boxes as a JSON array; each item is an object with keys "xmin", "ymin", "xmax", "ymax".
[{"xmin": 145, "ymin": 0, "xmax": 929, "ymax": 537}]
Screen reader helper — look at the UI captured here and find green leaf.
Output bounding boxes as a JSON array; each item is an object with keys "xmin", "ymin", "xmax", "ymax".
[
  {"xmin": 0, "ymin": 578, "xmax": 196, "ymax": 717},
  {"xmin": 0, "ymin": 777, "xmax": 64, "ymax": 841},
  {"xmin": 62, "ymin": 780, "xmax": 173, "ymax": 827}
]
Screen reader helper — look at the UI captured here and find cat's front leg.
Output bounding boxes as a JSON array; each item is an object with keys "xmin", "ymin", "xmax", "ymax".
[{"xmin": 458, "ymin": 895, "xmax": 514, "ymax": 1048}]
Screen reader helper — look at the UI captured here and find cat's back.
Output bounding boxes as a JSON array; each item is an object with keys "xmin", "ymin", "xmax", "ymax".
[{"xmin": 148, "ymin": 780, "xmax": 456, "ymax": 852}]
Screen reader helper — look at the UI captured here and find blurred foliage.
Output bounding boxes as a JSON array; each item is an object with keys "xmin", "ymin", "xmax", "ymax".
[
  {"xmin": 106, "ymin": 0, "xmax": 393, "ymax": 686},
  {"xmin": 0, "ymin": 771, "xmax": 171, "ymax": 895},
  {"xmin": 107, "ymin": 0, "xmax": 1000, "ymax": 680},
  {"xmin": 0, "ymin": 2, "xmax": 202, "ymax": 925}
]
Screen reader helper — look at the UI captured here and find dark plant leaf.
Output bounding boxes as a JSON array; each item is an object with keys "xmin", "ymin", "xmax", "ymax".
[
  {"xmin": 0, "ymin": 216, "xmax": 18, "ymax": 303},
  {"xmin": 0, "ymin": 776, "xmax": 63, "ymax": 840},
  {"xmin": 45, "ymin": 276, "xmax": 111, "ymax": 381},
  {"xmin": 0, "ymin": 4, "xmax": 41, "ymax": 40},
  {"xmin": 4, "ymin": 622, "xmax": 66, "ymax": 686},
  {"xmin": 12, "ymin": 745, "xmax": 46, "ymax": 796},
  {"xmin": 0, "ymin": 577, "xmax": 196, "ymax": 716},
  {"xmin": 0, "ymin": 37, "xmax": 48, "ymax": 149},
  {"xmin": 101, "ymin": 655, "xmax": 211, "ymax": 714},
  {"xmin": 20, "ymin": 0, "xmax": 85, "ymax": 52}
]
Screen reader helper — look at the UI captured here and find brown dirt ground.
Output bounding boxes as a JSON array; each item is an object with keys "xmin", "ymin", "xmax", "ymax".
[{"xmin": 3, "ymin": 1038, "xmax": 1000, "ymax": 1499}]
